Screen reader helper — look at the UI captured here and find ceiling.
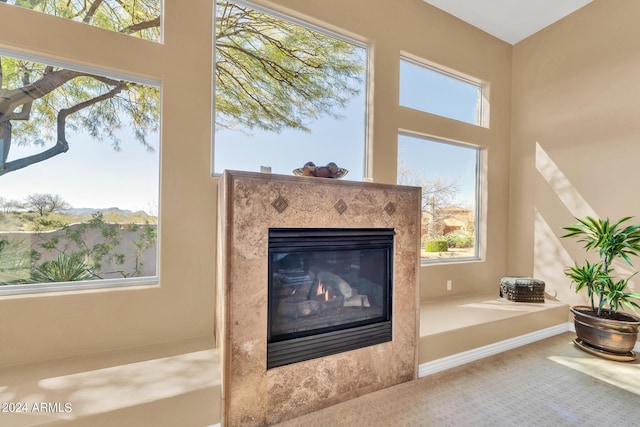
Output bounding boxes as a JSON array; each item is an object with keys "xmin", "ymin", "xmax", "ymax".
[{"xmin": 423, "ymin": 0, "xmax": 593, "ymax": 45}]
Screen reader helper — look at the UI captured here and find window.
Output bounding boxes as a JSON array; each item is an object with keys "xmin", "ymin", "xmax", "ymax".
[
  {"xmin": 3, "ymin": 0, "xmax": 162, "ymax": 42},
  {"xmin": 0, "ymin": 53, "xmax": 160, "ymax": 294},
  {"xmin": 398, "ymin": 56, "xmax": 485, "ymax": 263},
  {"xmin": 214, "ymin": 0, "xmax": 368, "ymax": 179},
  {"xmin": 398, "ymin": 134, "xmax": 480, "ymax": 263},
  {"xmin": 400, "ymin": 58, "xmax": 484, "ymax": 126}
]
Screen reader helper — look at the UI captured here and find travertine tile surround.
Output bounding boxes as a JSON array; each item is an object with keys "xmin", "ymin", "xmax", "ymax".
[{"xmin": 216, "ymin": 170, "xmax": 421, "ymax": 426}]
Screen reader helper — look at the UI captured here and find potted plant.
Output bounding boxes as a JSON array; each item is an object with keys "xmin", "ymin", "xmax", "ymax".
[{"xmin": 562, "ymin": 216, "xmax": 640, "ymax": 361}]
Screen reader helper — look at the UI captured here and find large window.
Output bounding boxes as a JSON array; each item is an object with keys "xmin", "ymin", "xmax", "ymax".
[
  {"xmin": 3, "ymin": 0, "xmax": 162, "ymax": 43},
  {"xmin": 398, "ymin": 134, "xmax": 480, "ymax": 262},
  {"xmin": 213, "ymin": 0, "xmax": 368, "ymax": 179},
  {"xmin": 0, "ymin": 53, "xmax": 160, "ymax": 294}
]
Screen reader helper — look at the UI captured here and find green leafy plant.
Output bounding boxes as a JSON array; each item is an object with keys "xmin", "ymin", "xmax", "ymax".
[
  {"xmin": 37, "ymin": 211, "xmax": 123, "ymax": 277},
  {"xmin": 124, "ymin": 221, "xmax": 157, "ymax": 278},
  {"xmin": 34, "ymin": 212, "xmax": 157, "ymax": 280},
  {"xmin": 562, "ymin": 216, "xmax": 640, "ymax": 317},
  {"xmin": 31, "ymin": 254, "xmax": 95, "ymax": 283}
]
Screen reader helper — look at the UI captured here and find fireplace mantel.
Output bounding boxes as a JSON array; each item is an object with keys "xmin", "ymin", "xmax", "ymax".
[{"xmin": 216, "ymin": 170, "xmax": 421, "ymax": 425}]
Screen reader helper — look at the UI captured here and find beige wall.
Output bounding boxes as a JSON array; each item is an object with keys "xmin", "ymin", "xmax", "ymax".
[
  {"xmin": 0, "ymin": 0, "xmax": 512, "ymax": 367},
  {"xmin": 509, "ymin": 0, "xmax": 640, "ymax": 306}
]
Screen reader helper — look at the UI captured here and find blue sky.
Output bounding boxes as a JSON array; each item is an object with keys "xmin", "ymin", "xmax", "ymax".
[
  {"xmin": 214, "ymin": 97, "xmax": 366, "ymax": 179},
  {"xmin": 1, "ymin": 129, "xmax": 159, "ymax": 214}
]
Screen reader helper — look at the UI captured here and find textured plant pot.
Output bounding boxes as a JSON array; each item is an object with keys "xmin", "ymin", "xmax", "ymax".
[{"xmin": 571, "ymin": 305, "xmax": 640, "ymax": 355}]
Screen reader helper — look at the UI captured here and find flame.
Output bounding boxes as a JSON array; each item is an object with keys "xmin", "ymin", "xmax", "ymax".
[{"xmin": 316, "ymin": 280, "xmax": 330, "ymax": 301}]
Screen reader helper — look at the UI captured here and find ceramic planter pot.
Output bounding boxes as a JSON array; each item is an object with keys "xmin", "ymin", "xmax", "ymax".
[{"xmin": 571, "ymin": 305, "xmax": 640, "ymax": 360}]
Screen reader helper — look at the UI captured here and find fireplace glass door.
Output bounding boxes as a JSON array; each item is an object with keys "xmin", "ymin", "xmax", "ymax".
[{"xmin": 268, "ymin": 228, "xmax": 393, "ymax": 368}]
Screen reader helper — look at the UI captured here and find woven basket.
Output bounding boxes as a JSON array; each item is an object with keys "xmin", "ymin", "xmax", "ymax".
[{"xmin": 499, "ymin": 276, "xmax": 545, "ymax": 303}]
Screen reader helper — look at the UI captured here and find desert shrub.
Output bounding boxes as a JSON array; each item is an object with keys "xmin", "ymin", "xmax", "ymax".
[
  {"xmin": 425, "ymin": 239, "xmax": 449, "ymax": 252},
  {"xmin": 31, "ymin": 254, "xmax": 95, "ymax": 283},
  {"xmin": 446, "ymin": 232, "xmax": 474, "ymax": 248}
]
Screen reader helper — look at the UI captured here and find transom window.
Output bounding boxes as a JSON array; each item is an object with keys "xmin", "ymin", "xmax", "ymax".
[
  {"xmin": 3, "ymin": 0, "xmax": 162, "ymax": 43},
  {"xmin": 400, "ymin": 57, "xmax": 484, "ymax": 127}
]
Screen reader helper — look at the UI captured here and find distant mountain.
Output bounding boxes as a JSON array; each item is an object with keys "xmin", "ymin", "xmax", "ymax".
[{"xmin": 60, "ymin": 207, "xmax": 148, "ymax": 216}]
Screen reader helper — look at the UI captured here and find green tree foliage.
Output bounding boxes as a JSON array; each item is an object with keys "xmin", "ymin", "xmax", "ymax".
[
  {"xmin": 3, "ymin": 0, "xmax": 161, "ymax": 40},
  {"xmin": 215, "ymin": 1, "xmax": 364, "ymax": 132},
  {"xmin": 0, "ymin": 55, "xmax": 160, "ymax": 176},
  {"xmin": 0, "ymin": 0, "xmax": 364, "ymax": 176}
]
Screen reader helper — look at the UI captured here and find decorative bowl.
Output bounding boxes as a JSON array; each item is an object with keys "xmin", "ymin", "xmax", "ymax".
[{"xmin": 293, "ymin": 162, "xmax": 348, "ymax": 179}]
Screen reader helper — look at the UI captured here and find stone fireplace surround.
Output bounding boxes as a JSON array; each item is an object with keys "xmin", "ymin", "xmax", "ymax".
[{"xmin": 216, "ymin": 170, "xmax": 421, "ymax": 425}]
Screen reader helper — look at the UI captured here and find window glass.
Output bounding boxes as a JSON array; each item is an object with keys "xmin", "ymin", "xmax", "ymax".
[
  {"xmin": 0, "ymin": 53, "xmax": 160, "ymax": 293},
  {"xmin": 400, "ymin": 58, "xmax": 482, "ymax": 126},
  {"xmin": 398, "ymin": 133, "xmax": 480, "ymax": 262},
  {"xmin": 214, "ymin": 0, "xmax": 367, "ymax": 179},
  {"xmin": 3, "ymin": 0, "xmax": 161, "ymax": 42}
]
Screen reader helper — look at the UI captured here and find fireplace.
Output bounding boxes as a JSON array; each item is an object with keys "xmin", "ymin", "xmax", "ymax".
[
  {"xmin": 216, "ymin": 170, "xmax": 420, "ymax": 425},
  {"xmin": 268, "ymin": 228, "xmax": 394, "ymax": 368}
]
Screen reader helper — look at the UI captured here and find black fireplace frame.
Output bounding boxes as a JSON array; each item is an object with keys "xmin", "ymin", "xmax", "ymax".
[{"xmin": 267, "ymin": 228, "xmax": 394, "ymax": 369}]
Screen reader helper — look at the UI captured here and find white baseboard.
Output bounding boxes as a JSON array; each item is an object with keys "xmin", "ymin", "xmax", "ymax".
[{"xmin": 418, "ymin": 323, "xmax": 572, "ymax": 378}]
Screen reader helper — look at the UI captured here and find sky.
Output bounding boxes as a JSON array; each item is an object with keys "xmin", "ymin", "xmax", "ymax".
[
  {"xmin": 1, "ymin": 129, "xmax": 159, "ymax": 214},
  {"xmin": 214, "ymin": 92, "xmax": 367, "ymax": 179}
]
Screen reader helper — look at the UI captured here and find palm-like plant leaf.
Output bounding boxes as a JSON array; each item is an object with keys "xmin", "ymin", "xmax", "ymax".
[
  {"xmin": 562, "ymin": 216, "xmax": 640, "ymax": 316},
  {"xmin": 562, "ymin": 216, "xmax": 640, "ymax": 268},
  {"xmin": 603, "ymin": 274, "xmax": 640, "ymax": 314},
  {"xmin": 564, "ymin": 260, "xmax": 607, "ymax": 311},
  {"xmin": 31, "ymin": 254, "xmax": 95, "ymax": 283}
]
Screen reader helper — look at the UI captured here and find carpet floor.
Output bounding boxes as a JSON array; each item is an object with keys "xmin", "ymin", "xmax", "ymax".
[{"xmin": 274, "ymin": 332, "xmax": 640, "ymax": 426}]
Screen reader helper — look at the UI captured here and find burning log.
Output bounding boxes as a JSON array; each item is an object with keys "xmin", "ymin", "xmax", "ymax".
[
  {"xmin": 277, "ymin": 295, "xmax": 319, "ymax": 319},
  {"xmin": 276, "ymin": 270, "xmax": 373, "ymax": 319},
  {"xmin": 313, "ymin": 278, "xmax": 345, "ymax": 311},
  {"xmin": 315, "ymin": 271, "xmax": 353, "ymax": 299},
  {"xmin": 343, "ymin": 294, "xmax": 371, "ymax": 307},
  {"xmin": 312, "ymin": 271, "xmax": 371, "ymax": 308}
]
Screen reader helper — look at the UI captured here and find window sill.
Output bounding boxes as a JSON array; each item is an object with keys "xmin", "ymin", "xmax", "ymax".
[{"xmin": 0, "ymin": 276, "xmax": 159, "ymax": 297}]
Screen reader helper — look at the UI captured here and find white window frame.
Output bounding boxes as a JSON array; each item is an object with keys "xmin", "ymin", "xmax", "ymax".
[
  {"xmin": 212, "ymin": 0, "xmax": 370, "ymax": 180},
  {"xmin": 398, "ymin": 131, "xmax": 482, "ymax": 264},
  {"xmin": 400, "ymin": 55, "xmax": 489, "ymax": 128}
]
